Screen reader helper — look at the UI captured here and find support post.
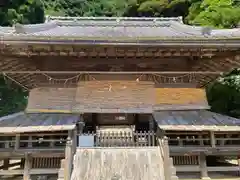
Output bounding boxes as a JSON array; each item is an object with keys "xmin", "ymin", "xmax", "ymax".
[
  {"xmin": 210, "ymin": 131, "xmax": 216, "ymax": 148},
  {"xmin": 15, "ymin": 134, "xmax": 20, "ymax": 150},
  {"xmin": 5, "ymin": 137, "xmax": 10, "ymax": 149},
  {"xmin": 3, "ymin": 158, "xmax": 10, "ymax": 170},
  {"xmin": 50, "ymin": 136, "xmax": 55, "ymax": 148},
  {"xmin": 64, "ymin": 133, "xmax": 73, "ymax": 180},
  {"xmin": 149, "ymin": 115, "xmax": 154, "ymax": 131},
  {"xmin": 28, "ymin": 136, "xmax": 33, "ymax": 148},
  {"xmin": 238, "ymin": 155, "xmax": 240, "ymax": 176},
  {"xmin": 199, "ymin": 135, "xmax": 204, "ymax": 146},
  {"xmin": 23, "ymin": 153, "xmax": 32, "ymax": 180},
  {"xmin": 199, "ymin": 152, "xmax": 209, "ymax": 180},
  {"xmin": 72, "ymin": 128, "xmax": 77, "ymax": 155},
  {"xmin": 163, "ymin": 136, "xmax": 171, "ymax": 180}
]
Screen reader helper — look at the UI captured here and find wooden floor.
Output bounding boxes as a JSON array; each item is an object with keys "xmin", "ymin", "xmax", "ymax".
[{"xmin": 71, "ymin": 147, "xmax": 164, "ymax": 180}]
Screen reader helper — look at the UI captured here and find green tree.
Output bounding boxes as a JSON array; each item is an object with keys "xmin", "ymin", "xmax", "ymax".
[
  {"xmin": 0, "ymin": 0, "xmax": 45, "ymax": 26},
  {"xmin": 206, "ymin": 69, "xmax": 240, "ymax": 118},
  {"xmin": 0, "ymin": 0, "xmax": 44, "ymax": 116},
  {"xmin": 0, "ymin": 77, "xmax": 28, "ymax": 117},
  {"xmin": 187, "ymin": 0, "xmax": 240, "ymax": 28}
]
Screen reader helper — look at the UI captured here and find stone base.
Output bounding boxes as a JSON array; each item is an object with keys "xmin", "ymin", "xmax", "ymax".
[{"xmin": 201, "ymin": 176, "xmax": 211, "ymax": 180}]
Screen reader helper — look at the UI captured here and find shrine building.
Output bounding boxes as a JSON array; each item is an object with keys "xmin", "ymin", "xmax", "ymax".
[{"xmin": 0, "ymin": 16, "xmax": 239, "ymax": 180}]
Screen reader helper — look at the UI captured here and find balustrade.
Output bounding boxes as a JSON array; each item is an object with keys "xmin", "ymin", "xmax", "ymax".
[{"xmin": 78, "ymin": 130, "xmax": 157, "ymax": 147}]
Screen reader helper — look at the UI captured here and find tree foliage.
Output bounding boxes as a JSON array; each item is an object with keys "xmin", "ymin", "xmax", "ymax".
[
  {"xmin": 0, "ymin": 77, "xmax": 28, "ymax": 117},
  {"xmin": 206, "ymin": 69, "xmax": 240, "ymax": 118},
  {"xmin": 0, "ymin": 0, "xmax": 239, "ymax": 117},
  {"xmin": 0, "ymin": 0, "xmax": 45, "ymax": 26},
  {"xmin": 186, "ymin": 0, "xmax": 240, "ymax": 28}
]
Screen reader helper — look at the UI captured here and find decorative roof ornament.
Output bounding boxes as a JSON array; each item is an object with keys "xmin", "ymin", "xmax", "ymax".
[
  {"xmin": 201, "ymin": 27, "xmax": 212, "ymax": 36},
  {"xmin": 14, "ymin": 23, "xmax": 25, "ymax": 34}
]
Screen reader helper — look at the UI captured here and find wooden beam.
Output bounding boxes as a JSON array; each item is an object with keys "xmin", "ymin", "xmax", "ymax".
[
  {"xmin": 0, "ymin": 168, "xmax": 59, "ymax": 175},
  {"xmin": 0, "ymin": 71, "xmax": 223, "ymax": 74}
]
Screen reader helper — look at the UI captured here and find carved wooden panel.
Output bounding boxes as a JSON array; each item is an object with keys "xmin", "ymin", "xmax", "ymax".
[{"xmin": 97, "ymin": 113, "xmax": 135, "ymax": 125}]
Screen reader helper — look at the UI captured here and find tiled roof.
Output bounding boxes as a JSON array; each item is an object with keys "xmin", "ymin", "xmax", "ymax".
[
  {"xmin": 154, "ymin": 110, "xmax": 240, "ymax": 131},
  {"xmin": 0, "ymin": 112, "xmax": 80, "ymax": 133},
  {"xmin": 0, "ymin": 16, "xmax": 239, "ymax": 42}
]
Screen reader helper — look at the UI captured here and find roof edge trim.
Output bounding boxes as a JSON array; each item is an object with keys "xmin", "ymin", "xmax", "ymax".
[{"xmin": 45, "ymin": 16, "xmax": 183, "ymax": 23}]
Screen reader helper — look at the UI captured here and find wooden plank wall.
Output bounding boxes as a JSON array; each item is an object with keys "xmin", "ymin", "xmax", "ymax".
[{"xmin": 74, "ymin": 81, "xmax": 155, "ymax": 111}]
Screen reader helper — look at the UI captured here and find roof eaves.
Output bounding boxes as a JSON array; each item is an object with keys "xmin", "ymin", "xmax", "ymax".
[{"xmin": 2, "ymin": 38, "xmax": 240, "ymax": 48}]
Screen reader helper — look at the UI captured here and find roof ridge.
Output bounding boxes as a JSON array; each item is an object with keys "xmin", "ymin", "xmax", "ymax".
[
  {"xmin": 46, "ymin": 16, "xmax": 183, "ymax": 23},
  {"xmin": 14, "ymin": 22, "xmax": 58, "ymax": 34}
]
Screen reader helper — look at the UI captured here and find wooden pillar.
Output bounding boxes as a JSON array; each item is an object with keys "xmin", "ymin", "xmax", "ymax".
[
  {"xmin": 3, "ymin": 158, "xmax": 10, "ymax": 170},
  {"xmin": 210, "ymin": 131, "xmax": 216, "ymax": 148},
  {"xmin": 5, "ymin": 137, "xmax": 10, "ymax": 149},
  {"xmin": 149, "ymin": 115, "xmax": 155, "ymax": 131},
  {"xmin": 50, "ymin": 136, "xmax": 55, "ymax": 148},
  {"xmin": 199, "ymin": 152, "xmax": 209, "ymax": 179},
  {"xmin": 28, "ymin": 136, "xmax": 33, "ymax": 148},
  {"xmin": 15, "ymin": 134, "xmax": 20, "ymax": 150},
  {"xmin": 238, "ymin": 155, "xmax": 240, "ymax": 176},
  {"xmin": 163, "ymin": 136, "xmax": 171, "ymax": 180},
  {"xmin": 72, "ymin": 128, "xmax": 77, "ymax": 155},
  {"xmin": 64, "ymin": 135, "xmax": 73, "ymax": 180},
  {"xmin": 23, "ymin": 153, "xmax": 32, "ymax": 180},
  {"xmin": 20, "ymin": 158, "xmax": 25, "ymax": 169},
  {"xmin": 199, "ymin": 135, "xmax": 204, "ymax": 146}
]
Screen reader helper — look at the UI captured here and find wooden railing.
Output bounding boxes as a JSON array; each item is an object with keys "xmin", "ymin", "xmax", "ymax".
[
  {"xmin": 172, "ymin": 155, "xmax": 199, "ymax": 165},
  {"xmin": 168, "ymin": 136, "xmax": 240, "ymax": 147},
  {"xmin": 32, "ymin": 157, "xmax": 62, "ymax": 169},
  {"xmin": 0, "ymin": 138, "xmax": 67, "ymax": 151},
  {"xmin": 158, "ymin": 137, "xmax": 178, "ymax": 180},
  {"xmin": 78, "ymin": 131, "xmax": 156, "ymax": 147}
]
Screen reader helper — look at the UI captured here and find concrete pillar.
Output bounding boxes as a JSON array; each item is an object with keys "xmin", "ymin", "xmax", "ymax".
[
  {"xmin": 199, "ymin": 152, "xmax": 210, "ymax": 179},
  {"xmin": 23, "ymin": 153, "xmax": 32, "ymax": 180}
]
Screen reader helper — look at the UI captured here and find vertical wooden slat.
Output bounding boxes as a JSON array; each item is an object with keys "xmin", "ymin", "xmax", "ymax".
[
  {"xmin": 210, "ymin": 131, "xmax": 216, "ymax": 148},
  {"xmin": 28, "ymin": 136, "xmax": 33, "ymax": 148},
  {"xmin": 199, "ymin": 152, "xmax": 209, "ymax": 179},
  {"xmin": 23, "ymin": 153, "xmax": 32, "ymax": 180},
  {"xmin": 15, "ymin": 134, "xmax": 20, "ymax": 150}
]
